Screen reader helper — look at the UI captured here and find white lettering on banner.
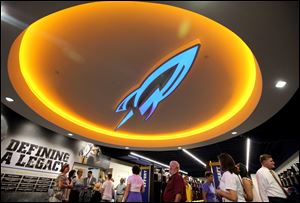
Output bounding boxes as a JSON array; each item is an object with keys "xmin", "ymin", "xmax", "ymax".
[
  {"xmin": 1, "ymin": 138, "xmax": 74, "ymax": 174},
  {"xmin": 142, "ymin": 170, "xmax": 147, "ymax": 188},
  {"xmin": 217, "ymin": 166, "xmax": 222, "ymax": 180}
]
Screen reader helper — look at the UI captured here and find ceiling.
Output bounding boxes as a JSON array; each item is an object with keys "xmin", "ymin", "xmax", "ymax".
[
  {"xmin": 104, "ymin": 89, "xmax": 299, "ymax": 177},
  {"xmin": 1, "ymin": 0, "xmax": 299, "ymax": 156},
  {"xmin": 1, "ymin": 90, "xmax": 299, "ymax": 177}
]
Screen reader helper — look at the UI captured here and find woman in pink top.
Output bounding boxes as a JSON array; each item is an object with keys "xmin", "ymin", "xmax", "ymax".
[{"xmin": 122, "ymin": 165, "xmax": 144, "ymax": 202}]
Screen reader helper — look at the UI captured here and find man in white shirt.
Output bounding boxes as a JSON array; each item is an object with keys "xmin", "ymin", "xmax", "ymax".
[{"xmin": 256, "ymin": 154, "xmax": 288, "ymax": 202}]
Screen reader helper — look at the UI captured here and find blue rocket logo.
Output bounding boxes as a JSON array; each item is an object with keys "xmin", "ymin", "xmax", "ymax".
[{"xmin": 115, "ymin": 43, "xmax": 200, "ymax": 129}]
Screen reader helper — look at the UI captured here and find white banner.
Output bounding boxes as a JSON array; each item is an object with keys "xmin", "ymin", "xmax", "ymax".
[{"xmin": 1, "ymin": 137, "xmax": 74, "ymax": 174}]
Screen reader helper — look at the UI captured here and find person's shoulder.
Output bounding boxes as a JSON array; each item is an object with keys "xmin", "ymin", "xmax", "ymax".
[
  {"xmin": 58, "ymin": 174, "xmax": 66, "ymax": 179},
  {"xmin": 242, "ymin": 177, "xmax": 253, "ymax": 184},
  {"xmin": 174, "ymin": 173, "xmax": 184, "ymax": 181},
  {"xmin": 202, "ymin": 182, "xmax": 208, "ymax": 187},
  {"xmin": 242, "ymin": 177, "xmax": 251, "ymax": 181},
  {"xmin": 222, "ymin": 171, "xmax": 232, "ymax": 177},
  {"xmin": 256, "ymin": 167, "xmax": 265, "ymax": 174}
]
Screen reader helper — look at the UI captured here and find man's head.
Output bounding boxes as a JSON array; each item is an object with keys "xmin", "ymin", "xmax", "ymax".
[
  {"xmin": 120, "ymin": 178, "xmax": 125, "ymax": 184},
  {"xmin": 205, "ymin": 171, "xmax": 214, "ymax": 183},
  {"xmin": 169, "ymin": 160, "xmax": 180, "ymax": 175},
  {"xmin": 107, "ymin": 173, "xmax": 112, "ymax": 180},
  {"xmin": 88, "ymin": 170, "xmax": 93, "ymax": 178},
  {"xmin": 260, "ymin": 154, "xmax": 275, "ymax": 169}
]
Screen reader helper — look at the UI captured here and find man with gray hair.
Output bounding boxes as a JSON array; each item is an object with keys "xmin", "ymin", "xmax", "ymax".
[{"xmin": 163, "ymin": 161, "xmax": 186, "ymax": 202}]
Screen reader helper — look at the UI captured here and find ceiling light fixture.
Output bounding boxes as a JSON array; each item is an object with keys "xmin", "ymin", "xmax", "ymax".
[
  {"xmin": 125, "ymin": 147, "xmax": 129, "ymax": 150},
  {"xmin": 182, "ymin": 149, "xmax": 206, "ymax": 167},
  {"xmin": 67, "ymin": 133, "xmax": 73, "ymax": 136},
  {"xmin": 7, "ymin": 1, "xmax": 262, "ymax": 148},
  {"xmin": 178, "ymin": 147, "xmax": 182, "ymax": 150},
  {"xmin": 231, "ymin": 131, "xmax": 237, "ymax": 135},
  {"xmin": 5, "ymin": 97, "xmax": 14, "ymax": 102},
  {"xmin": 130, "ymin": 152, "xmax": 188, "ymax": 174},
  {"xmin": 1, "ymin": 5, "xmax": 5, "ymax": 17},
  {"xmin": 246, "ymin": 138, "xmax": 251, "ymax": 171},
  {"xmin": 275, "ymin": 80, "xmax": 287, "ymax": 88}
]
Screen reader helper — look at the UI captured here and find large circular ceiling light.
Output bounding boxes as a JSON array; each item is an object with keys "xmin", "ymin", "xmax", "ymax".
[{"xmin": 8, "ymin": 2, "xmax": 262, "ymax": 149}]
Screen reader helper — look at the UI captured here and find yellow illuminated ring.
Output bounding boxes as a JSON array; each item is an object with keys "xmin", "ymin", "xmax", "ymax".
[{"xmin": 8, "ymin": 2, "xmax": 262, "ymax": 148}]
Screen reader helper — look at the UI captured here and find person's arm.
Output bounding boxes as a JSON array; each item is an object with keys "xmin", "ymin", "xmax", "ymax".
[
  {"xmin": 243, "ymin": 179, "xmax": 253, "ymax": 201},
  {"xmin": 68, "ymin": 178, "xmax": 74, "ymax": 189},
  {"xmin": 122, "ymin": 183, "xmax": 130, "ymax": 202},
  {"xmin": 140, "ymin": 182, "xmax": 145, "ymax": 193},
  {"xmin": 202, "ymin": 190, "xmax": 208, "ymax": 202},
  {"xmin": 201, "ymin": 183, "xmax": 208, "ymax": 202},
  {"xmin": 216, "ymin": 189, "xmax": 237, "ymax": 202},
  {"xmin": 256, "ymin": 172, "xmax": 269, "ymax": 202},
  {"xmin": 174, "ymin": 193, "xmax": 182, "ymax": 202},
  {"xmin": 100, "ymin": 182, "xmax": 105, "ymax": 193}
]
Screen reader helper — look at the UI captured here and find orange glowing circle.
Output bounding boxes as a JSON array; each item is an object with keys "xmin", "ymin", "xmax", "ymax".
[{"xmin": 8, "ymin": 2, "xmax": 262, "ymax": 148}]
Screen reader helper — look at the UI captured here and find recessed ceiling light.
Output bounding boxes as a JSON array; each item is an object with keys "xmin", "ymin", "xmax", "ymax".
[
  {"xmin": 178, "ymin": 147, "xmax": 182, "ymax": 150},
  {"xmin": 67, "ymin": 133, "xmax": 73, "ymax": 136},
  {"xmin": 231, "ymin": 131, "xmax": 237, "ymax": 135},
  {"xmin": 125, "ymin": 147, "xmax": 129, "ymax": 150},
  {"xmin": 5, "ymin": 97, "xmax": 14, "ymax": 102},
  {"xmin": 275, "ymin": 80, "xmax": 287, "ymax": 88}
]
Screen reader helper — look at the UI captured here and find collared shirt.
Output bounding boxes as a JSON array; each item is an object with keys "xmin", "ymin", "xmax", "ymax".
[
  {"xmin": 163, "ymin": 172, "xmax": 187, "ymax": 202},
  {"xmin": 115, "ymin": 183, "xmax": 126, "ymax": 195},
  {"xmin": 87, "ymin": 177, "xmax": 92, "ymax": 185},
  {"xmin": 256, "ymin": 166, "xmax": 287, "ymax": 202},
  {"xmin": 219, "ymin": 171, "xmax": 246, "ymax": 202}
]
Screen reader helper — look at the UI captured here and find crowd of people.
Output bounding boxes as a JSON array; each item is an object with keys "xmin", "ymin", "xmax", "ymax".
[
  {"xmin": 49, "ymin": 164, "xmax": 144, "ymax": 202},
  {"xmin": 49, "ymin": 153, "xmax": 294, "ymax": 202}
]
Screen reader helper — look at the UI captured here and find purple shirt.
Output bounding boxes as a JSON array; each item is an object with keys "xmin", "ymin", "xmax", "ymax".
[{"xmin": 202, "ymin": 182, "xmax": 217, "ymax": 202}]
